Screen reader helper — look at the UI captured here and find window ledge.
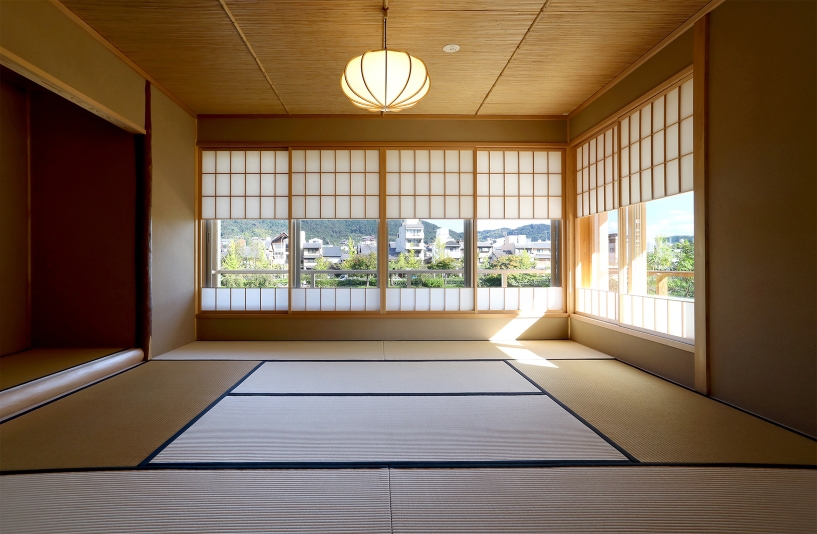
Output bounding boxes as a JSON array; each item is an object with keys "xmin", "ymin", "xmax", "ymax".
[{"xmin": 570, "ymin": 313, "xmax": 694, "ymax": 353}]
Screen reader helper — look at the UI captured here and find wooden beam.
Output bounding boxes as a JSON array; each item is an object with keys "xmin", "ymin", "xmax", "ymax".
[
  {"xmin": 568, "ymin": 0, "xmax": 725, "ymax": 121},
  {"xmin": 0, "ymin": 46, "xmax": 145, "ymax": 134},
  {"xmin": 693, "ymin": 14, "xmax": 710, "ymax": 395}
]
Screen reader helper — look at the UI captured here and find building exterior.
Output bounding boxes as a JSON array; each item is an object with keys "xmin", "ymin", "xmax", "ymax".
[{"xmin": 396, "ymin": 219, "xmax": 425, "ymax": 258}]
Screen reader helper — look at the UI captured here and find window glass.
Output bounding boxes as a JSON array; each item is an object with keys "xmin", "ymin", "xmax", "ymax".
[
  {"xmin": 295, "ymin": 219, "xmax": 378, "ymax": 288},
  {"xmin": 387, "ymin": 219, "xmax": 470, "ymax": 288},
  {"xmin": 477, "ymin": 219, "xmax": 558, "ymax": 288},
  {"xmin": 209, "ymin": 220, "xmax": 289, "ymax": 288}
]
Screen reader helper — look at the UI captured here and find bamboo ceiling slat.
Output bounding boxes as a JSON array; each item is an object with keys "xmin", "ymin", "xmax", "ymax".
[
  {"xmin": 226, "ymin": 0, "xmax": 540, "ymax": 115},
  {"xmin": 479, "ymin": 0, "xmax": 711, "ymax": 115},
  {"xmin": 58, "ymin": 0, "xmax": 712, "ymax": 116},
  {"xmin": 60, "ymin": 0, "xmax": 286, "ymax": 114}
]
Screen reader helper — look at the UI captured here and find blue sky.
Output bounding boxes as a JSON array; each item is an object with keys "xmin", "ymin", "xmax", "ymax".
[{"xmin": 607, "ymin": 191, "xmax": 694, "ymax": 248}]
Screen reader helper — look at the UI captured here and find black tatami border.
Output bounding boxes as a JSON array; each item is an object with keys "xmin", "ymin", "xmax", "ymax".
[
  {"xmin": 138, "ymin": 361, "xmax": 265, "ymax": 466},
  {"xmin": 228, "ymin": 392, "xmax": 545, "ymax": 397},
  {"xmin": 503, "ymin": 360, "xmax": 640, "ymax": 462}
]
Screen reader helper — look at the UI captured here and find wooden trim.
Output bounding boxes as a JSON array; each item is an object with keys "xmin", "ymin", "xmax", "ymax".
[
  {"xmin": 693, "ymin": 15, "xmax": 710, "ymax": 394},
  {"xmin": 472, "ymin": 150, "xmax": 479, "ymax": 314},
  {"xmin": 287, "ymin": 149, "xmax": 294, "ymax": 315},
  {"xmin": 197, "ymin": 141, "xmax": 569, "ymax": 149},
  {"xmin": 568, "ymin": 66, "xmax": 693, "ymax": 148},
  {"xmin": 198, "ymin": 114, "xmax": 568, "ymax": 121},
  {"xmin": 475, "ymin": 0, "xmax": 553, "ymax": 115},
  {"xmin": 137, "ymin": 81, "xmax": 153, "ymax": 360},
  {"xmin": 217, "ymin": 0, "xmax": 288, "ymax": 114},
  {"xmin": 0, "ymin": 46, "xmax": 145, "ymax": 134},
  {"xmin": 567, "ymin": 0, "xmax": 726, "ymax": 120},
  {"xmin": 197, "ymin": 311, "xmax": 569, "ymax": 320},
  {"xmin": 49, "ymin": 0, "xmax": 195, "ymax": 118},
  {"xmin": 193, "ymin": 142, "xmax": 201, "ymax": 335},
  {"xmin": 25, "ymin": 91, "xmax": 32, "ymax": 350},
  {"xmin": 570, "ymin": 313, "xmax": 694, "ymax": 353},
  {"xmin": 564, "ymin": 144, "xmax": 576, "ymax": 316},
  {"xmin": 378, "ymin": 148, "xmax": 387, "ymax": 314}
]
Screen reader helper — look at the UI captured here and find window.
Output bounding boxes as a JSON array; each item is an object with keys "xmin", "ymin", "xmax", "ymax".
[
  {"xmin": 477, "ymin": 219, "xmax": 562, "ymax": 311},
  {"xmin": 385, "ymin": 219, "xmax": 473, "ymax": 312},
  {"xmin": 200, "ymin": 219, "xmax": 289, "ymax": 311},
  {"xmin": 574, "ymin": 75, "xmax": 695, "ymax": 341}
]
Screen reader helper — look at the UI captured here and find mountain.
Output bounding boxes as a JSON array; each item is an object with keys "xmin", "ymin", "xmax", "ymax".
[
  {"xmin": 477, "ymin": 223, "xmax": 550, "ymax": 243},
  {"xmin": 220, "ymin": 220, "xmax": 287, "ymax": 240}
]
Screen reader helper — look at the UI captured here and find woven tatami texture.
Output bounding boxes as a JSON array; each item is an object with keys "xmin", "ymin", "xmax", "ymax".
[
  {"xmin": 384, "ymin": 340, "xmax": 612, "ymax": 361},
  {"xmin": 389, "ymin": 467, "xmax": 817, "ymax": 533},
  {"xmin": 0, "ymin": 361, "xmax": 257, "ymax": 472},
  {"xmin": 0, "ymin": 469, "xmax": 391, "ymax": 533},
  {"xmin": 0, "ymin": 348, "xmax": 123, "ymax": 390},
  {"xmin": 152, "ymin": 395, "xmax": 625, "ymax": 463},
  {"xmin": 234, "ymin": 361, "xmax": 540, "ymax": 394},
  {"xmin": 154, "ymin": 340, "xmax": 385, "ymax": 360},
  {"xmin": 511, "ymin": 359, "xmax": 817, "ymax": 465}
]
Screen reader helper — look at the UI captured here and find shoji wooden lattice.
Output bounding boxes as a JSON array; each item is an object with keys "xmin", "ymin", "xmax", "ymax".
[
  {"xmin": 385, "ymin": 150, "xmax": 474, "ymax": 218},
  {"xmin": 201, "ymin": 150, "xmax": 289, "ymax": 219},
  {"xmin": 476, "ymin": 150, "xmax": 562, "ymax": 219},
  {"xmin": 576, "ymin": 126, "xmax": 618, "ymax": 218},
  {"xmin": 620, "ymin": 78, "xmax": 694, "ymax": 206},
  {"xmin": 291, "ymin": 149, "xmax": 380, "ymax": 219}
]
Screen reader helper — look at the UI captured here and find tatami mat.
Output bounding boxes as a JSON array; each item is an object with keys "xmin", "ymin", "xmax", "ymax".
[
  {"xmin": 0, "ymin": 469, "xmax": 391, "ymax": 533},
  {"xmin": 511, "ymin": 359, "xmax": 817, "ymax": 465},
  {"xmin": 0, "ymin": 348, "xmax": 123, "ymax": 390},
  {"xmin": 389, "ymin": 467, "xmax": 817, "ymax": 533},
  {"xmin": 384, "ymin": 340, "xmax": 612, "ymax": 361},
  {"xmin": 234, "ymin": 361, "xmax": 540, "ymax": 394},
  {"xmin": 152, "ymin": 395, "xmax": 625, "ymax": 464},
  {"xmin": 154, "ymin": 341, "xmax": 385, "ymax": 360},
  {"xmin": 0, "ymin": 361, "xmax": 257, "ymax": 472}
]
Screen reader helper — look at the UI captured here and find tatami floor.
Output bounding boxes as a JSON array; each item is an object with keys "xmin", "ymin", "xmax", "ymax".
[{"xmin": 1, "ymin": 341, "xmax": 815, "ymax": 532}]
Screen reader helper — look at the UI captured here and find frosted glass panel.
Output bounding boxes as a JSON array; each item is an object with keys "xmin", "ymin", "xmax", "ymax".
[
  {"xmin": 201, "ymin": 150, "xmax": 288, "ymax": 219},
  {"xmin": 292, "ymin": 149, "xmax": 379, "ymax": 218}
]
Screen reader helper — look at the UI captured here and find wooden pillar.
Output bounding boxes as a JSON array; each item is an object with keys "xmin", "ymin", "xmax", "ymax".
[
  {"xmin": 693, "ymin": 14, "xmax": 710, "ymax": 394},
  {"xmin": 136, "ymin": 81, "xmax": 152, "ymax": 360}
]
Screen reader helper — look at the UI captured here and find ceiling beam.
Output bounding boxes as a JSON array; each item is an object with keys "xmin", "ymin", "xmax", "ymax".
[
  {"xmin": 475, "ymin": 0, "xmax": 552, "ymax": 116},
  {"xmin": 218, "ymin": 0, "xmax": 289, "ymax": 115}
]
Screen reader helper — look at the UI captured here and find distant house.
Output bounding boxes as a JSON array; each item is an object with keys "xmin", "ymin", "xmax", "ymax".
[
  {"xmin": 269, "ymin": 232, "xmax": 288, "ymax": 266},
  {"xmin": 301, "ymin": 239, "xmax": 322, "ymax": 269},
  {"xmin": 321, "ymin": 246, "xmax": 343, "ymax": 264}
]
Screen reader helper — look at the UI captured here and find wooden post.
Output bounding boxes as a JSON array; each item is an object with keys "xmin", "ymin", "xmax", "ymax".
[
  {"xmin": 136, "ymin": 81, "xmax": 152, "ymax": 360},
  {"xmin": 693, "ymin": 14, "xmax": 710, "ymax": 394},
  {"xmin": 656, "ymin": 274, "xmax": 669, "ymax": 296}
]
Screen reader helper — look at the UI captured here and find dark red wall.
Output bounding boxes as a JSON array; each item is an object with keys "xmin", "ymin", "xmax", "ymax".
[{"xmin": 30, "ymin": 90, "xmax": 136, "ymax": 347}]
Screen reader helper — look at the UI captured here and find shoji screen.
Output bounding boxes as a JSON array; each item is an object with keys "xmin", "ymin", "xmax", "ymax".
[
  {"xmin": 476, "ymin": 150, "xmax": 562, "ymax": 219},
  {"xmin": 620, "ymin": 78, "xmax": 693, "ymax": 206},
  {"xmin": 385, "ymin": 149, "xmax": 474, "ymax": 311},
  {"xmin": 475, "ymin": 149, "xmax": 563, "ymax": 313},
  {"xmin": 576, "ymin": 126, "xmax": 618, "ymax": 218},
  {"xmin": 291, "ymin": 149, "xmax": 380, "ymax": 312},
  {"xmin": 201, "ymin": 150, "xmax": 289, "ymax": 219},
  {"xmin": 291, "ymin": 149, "xmax": 379, "ymax": 219},
  {"xmin": 385, "ymin": 149, "xmax": 473, "ymax": 218}
]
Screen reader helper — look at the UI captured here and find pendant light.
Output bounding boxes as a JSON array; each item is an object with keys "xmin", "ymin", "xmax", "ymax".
[{"xmin": 341, "ymin": 1, "xmax": 430, "ymax": 112}]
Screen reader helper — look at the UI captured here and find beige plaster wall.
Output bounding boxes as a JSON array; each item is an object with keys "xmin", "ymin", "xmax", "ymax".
[
  {"xmin": 707, "ymin": 0, "xmax": 816, "ymax": 437},
  {"xmin": 150, "ymin": 86, "xmax": 197, "ymax": 356}
]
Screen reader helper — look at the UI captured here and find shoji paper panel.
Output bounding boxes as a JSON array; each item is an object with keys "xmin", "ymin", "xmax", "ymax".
[
  {"xmin": 620, "ymin": 294, "xmax": 694, "ymax": 340},
  {"xmin": 385, "ymin": 288, "xmax": 474, "ymax": 312},
  {"xmin": 476, "ymin": 287, "xmax": 563, "ymax": 312},
  {"xmin": 476, "ymin": 150, "xmax": 562, "ymax": 219},
  {"xmin": 576, "ymin": 126, "xmax": 618, "ymax": 218},
  {"xmin": 292, "ymin": 150, "xmax": 379, "ymax": 219},
  {"xmin": 200, "ymin": 288, "xmax": 288, "ymax": 311},
  {"xmin": 290, "ymin": 288, "xmax": 379, "ymax": 312},
  {"xmin": 575, "ymin": 288, "xmax": 618, "ymax": 322},
  {"xmin": 201, "ymin": 150, "xmax": 289, "ymax": 219},
  {"xmin": 620, "ymin": 78, "xmax": 693, "ymax": 207},
  {"xmin": 386, "ymin": 150, "xmax": 473, "ymax": 218}
]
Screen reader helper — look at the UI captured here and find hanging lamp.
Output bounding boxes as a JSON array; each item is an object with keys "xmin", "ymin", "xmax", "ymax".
[{"xmin": 341, "ymin": 1, "xmax": 430, "ymax": 112}]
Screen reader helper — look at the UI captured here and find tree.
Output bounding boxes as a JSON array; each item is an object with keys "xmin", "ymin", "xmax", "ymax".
[{"xmin": 647, "ymin": 236, "xmax": 695, "ymax": 298}]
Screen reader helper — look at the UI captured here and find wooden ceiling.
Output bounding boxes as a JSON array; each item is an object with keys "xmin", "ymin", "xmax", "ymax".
[{"xmin": 59, "ymin": 0, "xmax": 711, "ymax": 116}]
